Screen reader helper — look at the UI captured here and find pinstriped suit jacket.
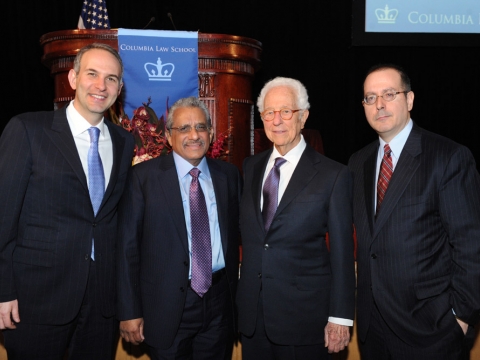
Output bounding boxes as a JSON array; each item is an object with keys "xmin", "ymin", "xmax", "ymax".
[
  {"xmin": 348, "ymin": 123, "xmax": 480, "ymax": 347},
  {"xmin": 0, "ymin": 108, "xmax": 134, "ymax": 324}
]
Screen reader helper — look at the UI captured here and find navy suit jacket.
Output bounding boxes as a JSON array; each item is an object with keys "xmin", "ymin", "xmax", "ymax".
[
  {"xmin": 0, "ymin": 108, "xmax": 134, "ymax": 324},
  {"xmin": 237, "ymin": 144, "xmax": 356, "ymax": 345},
  {"xmin": 116, "ymin": 153, "xmax": 242, "ymax": 349},
  {"xmin": 348, "ymin": 123, "xmax": 480, "ymax": 346}
]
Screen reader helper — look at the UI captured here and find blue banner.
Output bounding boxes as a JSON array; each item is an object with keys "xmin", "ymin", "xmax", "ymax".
[
  {"xmin": 118, "ymin": 29, "xmax": 198, "ymax": 122},
  {"xmin": 366, "ymin": 1, "xmax": 480, "ymax": 33}
]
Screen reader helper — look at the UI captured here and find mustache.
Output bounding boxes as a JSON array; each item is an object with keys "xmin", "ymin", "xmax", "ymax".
[
  {"xmin": 375, "ymin": 110, "xmax": 391, "ymax": 119},
  {"xmin": 184, "ymin": 139, "xmax": 206, "ymax": 146}
]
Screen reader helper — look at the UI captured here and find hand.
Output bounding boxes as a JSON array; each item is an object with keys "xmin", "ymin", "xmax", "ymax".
[
  {"xmin": 456, "ymin": 317, "xmax": 468, "ymax": 335},
  {"xmin": 0, "ymin": 300, "xmax": 20, "ymax": 330},
  {"xmin": 324, "ymin": 321, "xmax": 350, "ymax": 353},
  {"xmin": 119, "ymin": 318, "xmax": 145, "ymax": 345}
]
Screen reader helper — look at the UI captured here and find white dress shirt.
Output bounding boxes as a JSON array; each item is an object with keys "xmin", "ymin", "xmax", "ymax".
[{"xmin": 66, "ymin": 101, "xmax": 113, "ymax": 190}]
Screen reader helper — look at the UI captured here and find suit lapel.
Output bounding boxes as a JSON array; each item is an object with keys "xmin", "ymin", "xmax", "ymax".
[
  {"xmin": 99, "ymin": 121, "xmax": 127, "ymax": 211},
  {"xmin": 46, "ymin": 108, "xmax": 89, "ymax": 193},
  {"xmin": 208, "ymin": 159, "xmax": 229, "ymax": 254},
  {"xmin": 275, "ymin": 146, "xmax": 320, "ymax": 219},
  {"xmin": 251, "ymin": 150, "xmax": 272, "ymax": 233},
  {"xmin": 373, "ymin": 126, "xmax": 422, "ymax": 239},
  {"xmin": 158, "ymin": 154, "xmax": 190, "ymax": 255},
  {"xmin": 363, "ymin": 143, "xmax": 378, "ymax": 237}
]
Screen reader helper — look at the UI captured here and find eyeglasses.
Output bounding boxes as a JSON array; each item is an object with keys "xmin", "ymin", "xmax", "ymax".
[
  {"xmin": 362, "ymin": 91, "xmax": 409, "ymax": 105},
  {"xmin": 169, "ymin": 124, "xmax": 211, "ymax": 133},
  {"xmin": 261, "ymin": 108, "xmax": 301, "ymax": 121}
]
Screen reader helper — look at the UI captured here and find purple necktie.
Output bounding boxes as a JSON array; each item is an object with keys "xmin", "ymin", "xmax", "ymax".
[
  {"xmin": 262, "ymin": 157, "xmax": 287, "ymax": 232},
  {"xmin": 87, "ymin": 127, "xmax": 105, "ymax": 260},
  {"xmin": 189, "ymin": 168, "xmax": 212, "ymax": 297}
]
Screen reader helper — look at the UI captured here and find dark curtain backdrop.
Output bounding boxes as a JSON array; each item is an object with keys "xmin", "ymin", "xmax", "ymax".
[{"xmin": 4, "ymin": 0, "xmax": 480, "ymax": 167}]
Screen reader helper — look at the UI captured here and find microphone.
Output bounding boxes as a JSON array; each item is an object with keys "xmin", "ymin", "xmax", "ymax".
[
  {"xmin": 167, "ymin": 13, "xmax": 177, "ymax": 30},
  {"xmin": 143, "ymin": 17, "xmax": 156, "ymax": 29}
]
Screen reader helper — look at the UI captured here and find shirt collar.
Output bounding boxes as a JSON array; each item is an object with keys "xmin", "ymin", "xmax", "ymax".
[
  {"xmin": 379, "ymin": 119, "xmax": 413, "ymax": 158},
  {"xmin": 66, "ymin": 100, "xmax": 106, "ymax": 136},
  {"xmin": 172, "ymin": 151, "xmax": 211, "ymax": 180},
  {"xmin": 269, "ymin": 134, "xmax": 307, "ymax": 167}
]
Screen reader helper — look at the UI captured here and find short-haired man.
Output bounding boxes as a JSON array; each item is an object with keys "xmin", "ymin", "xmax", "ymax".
[
  {"xmin": 237, "ymin": 77, "xmax": 356, "ymax": 359},
  {"xmin": 117, "ymin": 97, "xmax": 242, "ymax": 359},
  {"xmin": 0, "ymin": 43, "xmax": 135, "ymax": 359},
  {"xmin": 349, "ymin": 64, "xmax": 480, "ymax": 359}
]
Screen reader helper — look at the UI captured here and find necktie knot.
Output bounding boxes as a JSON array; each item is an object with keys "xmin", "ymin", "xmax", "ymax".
[
  {"xmin": 273, "ymin": 157, "xmax": 287, "ymax": 169},
  {"xmin": 189, "ymin": 167, "xmax": 200, "ymax": 179},
  {"xmin": 88, "ymin": 127, "xmax": 100, "ymax": 144},
  {"xmin": 384, "ymin": 144, "xmax": 392, "ymax": 157}
]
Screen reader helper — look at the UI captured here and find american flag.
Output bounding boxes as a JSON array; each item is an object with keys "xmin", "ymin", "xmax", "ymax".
[{"xmin": 78, "ymin": 0, "xmax": 111, "ymax": 29}]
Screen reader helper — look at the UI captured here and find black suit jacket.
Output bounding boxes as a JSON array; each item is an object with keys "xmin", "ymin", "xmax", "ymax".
[
  {"xmin": 348, "ymin": 123, "xmax": 480, "ymax": 347},
  {"xmin": 0, "ymin": 108, "xmax": 134, "ymax": 324},
  {"xmin": 236, "ymin": 144, "xmax": 356, "ymax": 345},
  {"xmin": 116, "ymin": 153, "xmax": 242, "ymax": 349}
]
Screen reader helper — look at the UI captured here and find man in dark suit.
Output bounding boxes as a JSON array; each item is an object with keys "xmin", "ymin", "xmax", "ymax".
[
  {"xmin": 0, "ymin": 43, "xmax": 134, "ymax": 359},
  {"xmin": 237, "ymin": 77, "xmax": 356, "ymax": 359},
  {"xmin": 348, "ymin": 64, "xmax": 480, "ymax": 359},
  {"xmin": 117, "ymin": 96, "xmax": 242, "ymax": 359}
]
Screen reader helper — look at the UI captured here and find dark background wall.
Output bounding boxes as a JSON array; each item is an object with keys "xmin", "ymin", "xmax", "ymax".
[{"xmin": 4, "ymin": 0, "xmax": 480, "ymax": 167}]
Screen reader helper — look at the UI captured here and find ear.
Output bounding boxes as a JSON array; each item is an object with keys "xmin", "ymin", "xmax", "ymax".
[
  {"xmin": 300, "ymin": 109, "xmax": 309, "ymax": 129},
  {"xmin": 68, "ymin": 69, "xmax": 77, "ymax": 90},
  {"xmin": 165, "ymin": 130, "xmax": 172, "ymax": 146},
  {"xmin": 117, "ymin": 82, "xmax": 123, "ymax": 96},
  {"xmin": 209, "ymin": 127, "xmax": 214, "ymax": 144},
  {"xmin": 407, "ymin": 91, "xmax": 414, "ymax": 111}
]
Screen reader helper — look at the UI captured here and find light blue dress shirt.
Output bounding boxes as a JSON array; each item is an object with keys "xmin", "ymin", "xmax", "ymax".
[{"xmin": 172, "ymin": 152, "xmax": 225, "ymax": 278}]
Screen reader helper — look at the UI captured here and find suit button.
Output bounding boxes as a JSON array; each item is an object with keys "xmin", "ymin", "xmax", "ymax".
[
  {"xmin": 180, "ymin": 287, "xmax": 185, "ymax": 292},
  {"xmin": 258, "ymin": 273, "xmax": 262, "ymax": 278},
  {"xmin": 92, "ymin": 223, "xmax": 97, "ymax": 227},
  {"xmin": 84, "ymin": 254, "xmax": 89, "ymax": 260},
  {"xmin": 184, "ymin": 261, "xmax": 188, "ymax": 266},
  {"xmin": 264, "ymin": 244, "xmax": 269, "ymax": 250},
  {"xmin": 371, "ymin": 253, "xmax": 377, "ymax": 259}
]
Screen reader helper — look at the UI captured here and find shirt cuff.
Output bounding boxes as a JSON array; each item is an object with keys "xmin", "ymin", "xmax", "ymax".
[{"xmin": 328, "ymin": 316, "xmax": 353, "ymax": 327}]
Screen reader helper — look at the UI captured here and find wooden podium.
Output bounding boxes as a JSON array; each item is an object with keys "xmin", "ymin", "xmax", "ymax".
[{"xmin": 39, "ymin": 29, "xmax": 262, "ymax": 171}]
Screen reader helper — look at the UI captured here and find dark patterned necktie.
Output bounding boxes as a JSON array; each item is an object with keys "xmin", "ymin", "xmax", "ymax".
[
  {"xmin": 189, "ymin": 168, "xmax": 212, "ymax": 297},
  {"xmin": 262, "ymin": 157, "xmax": 287, "ymax": 232},
  {"xmin": 376, "ymin": 144, "xmax": 393, "ymax": 214},
  {"xmin": 87, "ymin": 127, "xmax": 105, "ymax": 260}
]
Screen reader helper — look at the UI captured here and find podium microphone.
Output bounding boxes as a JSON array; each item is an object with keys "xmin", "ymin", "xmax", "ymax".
[
  {"xmin": 167, "ymin": 13, "xmax": 177, "ymax": 30},
  {"xmin": 143, "ymin": 17, "xmax": 156, "ymax": 29}
]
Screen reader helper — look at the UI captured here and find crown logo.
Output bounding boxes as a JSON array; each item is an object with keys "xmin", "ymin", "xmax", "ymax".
[
  {"xmin": 375, "ymin": 5, "xmax": 398, "ymax": 24},
  {"xmin": 144, "ymin": 58, "xmax": 175, "ymax": 81}
]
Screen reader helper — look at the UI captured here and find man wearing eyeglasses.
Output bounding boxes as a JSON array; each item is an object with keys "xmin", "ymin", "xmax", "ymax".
[
  {"xmin": 237, "ymin": 77, "xmax": 356, "ymax": 359},
  {"xmin": 348, "ymin": 64, "xmax": 480, "ymax": 359},
  {"xmin": 116, "ymin": 96, "xmax": 242, "ymax": 359}
]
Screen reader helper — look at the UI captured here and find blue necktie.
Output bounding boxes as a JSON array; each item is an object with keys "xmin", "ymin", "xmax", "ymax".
[
  {"xmin": 88, "ymin": 127, "xmax": 105, "ymax": 260},
  {"xmin": 189, "ymin": 168, "xmax": 212, "ymax": 297},
  {"xmin": 262, "ymin": 157, "xmax": 287, "ymax": 232}
]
